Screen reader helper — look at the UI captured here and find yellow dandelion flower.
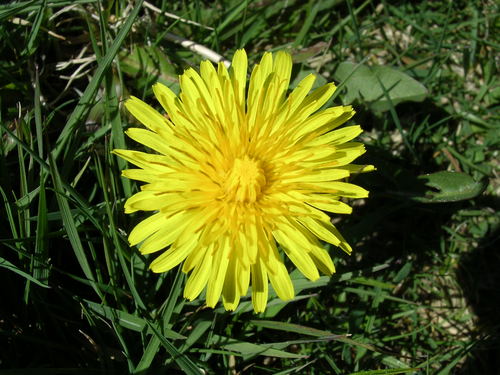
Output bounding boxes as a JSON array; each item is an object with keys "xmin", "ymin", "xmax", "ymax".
[{"xmin": 113, "ymin": 49, "xmax": 373, "ymax": 313}]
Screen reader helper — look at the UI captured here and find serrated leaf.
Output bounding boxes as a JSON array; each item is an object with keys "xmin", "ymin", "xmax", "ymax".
[
  {"xmin": 414, "ymin": 171, "xmax": 487, "ymax": 203},
  {"xmin": 333, "ymin": 62, "xmax": 427, "ymax": 111}
]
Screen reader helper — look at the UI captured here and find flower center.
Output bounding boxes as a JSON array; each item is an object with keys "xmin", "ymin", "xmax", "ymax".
[{"xmin": 223, "ymin": 156, "xmax": 267, "ymax": 203}]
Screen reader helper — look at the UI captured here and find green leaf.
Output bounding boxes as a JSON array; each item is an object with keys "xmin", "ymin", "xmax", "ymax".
[
  {"xmin": 24, "ymin": 0, "xmax": 46, "ymax": 56},
  {"xmin": 0, "ymin": 256, "xmax": 50, "ymax": 289},
  {"xmin": 48, "ymin": 154, "xmax": 102, "ymax": 299},
  {"xmin": 414, "ymin": 171, "xmax": 488, "ymax": 203},
  {"xmin": 145, "ymin": 321, "xmax": 203, "ymax": 375},
  {"xmin": 347, "ymin": 368, "xmax": 421, "ymax": 375},
  {"xmin": 250, "ymin": 320, "xmax": 335, "ymax": 337},
  {"xmin": 333, "ymin": 62, "xmax": 427, "ymax": 111},
  {"xmin": 84, "ymin": 300, "xmax": 146, "ymax": 333},
  {"xmin": 84, "ymin": 300, "xmax": 185, "ymax": 339},
  {"xmin": 290, "ymin": 69, "xmax": 328, "ymax": 90},
  {"xmin": 51, "ymin": 0, "xmax": 144, "ymax": 161},
  {"xmin": 211, "ymin": 335, "xmax": 306, "ymax": 359},
  {"xmin": 119, "ymin": 45, "xmax": 178, "ymax": 89}
]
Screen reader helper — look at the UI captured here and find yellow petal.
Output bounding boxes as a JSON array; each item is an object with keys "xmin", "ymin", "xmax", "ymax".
[
  {"xmin": 150, "ymin": 234, "xmax": 197, "ymax": 273},
  {"xmin": 284, "ymin": 168, "xmax": 350, "ymax": 183},
  {"xmin": 152, "ymin": 82, "xmax": 178, "ymax": 120},
  {"xmin": 125, "ymin": 128, "xmax": 171, "ymax": 155},
  {"xmin": 222, "ymin": 256, "xmax": 241, "ymax": 311},
  {"xmin": 282, "ymin": 74, "xmax": 316, "ymax": 120},
  {"xmin": 309, "ymin": 125, "xmax": 363, "ymax": 147},
  {"xmin": 125, "ymin": 96, "xmax": 171, "ymax": 134},
  {"xmin": 124, "ymin": 191, "xmax": 172, "ymax": 213},
  {"xmin": 237, "ymin": 260, "xmax": 251, "ymax": 297},
  {"xmin": 139, "ymin": 212, "xmax": 190, "ymax": 254},
  {"xmin": 128, "ymin": 212, "xmax": 166, "ymax": 246},
  {"xmin": 112, "ymin": 149, "xmax": 171, "ymax": 171},
  {"xmin": 293, "ymin": 105, "xmax": 354, "ymax": 140},
  {"xmin": 265, "ymin": 242, "xmax": 294, "ymax": 301},
  {"xmin": 341, "ymin": 164, "xmax": 376, "ymax": 174},
  {"xmin": 230, "ymin": 49, "xmax": 248, "ymax": 108},
  {"xmin": 294, "ymin": 83, "xmax": 337, "ymax": 121},
  {"xmin": 296, "ymin": 216, "xmax": 340, "ymax": 247},
  {"xmin": 304, "ymin": 194, "xmax": 353, "ymax": 214},
  {"xmin": 297, "ymin": 181, "xmax": 369, "ymax": 197},
  {"xmin": 206, "ymin": 237, "xmax": 231, "ymax": 307},
  {"xmin": 121, "ymin": 169, "xmax": 159, "ymax": 183},
  {"xmin": 273, "ymin": 50, "xmax": 292, "ymax": 88},
  {"xmin": 273, "ymin": 223, "xmax": 320, "ymax": 281},
  {"xmin": 251, "ymin": 258, "xmax": 268, "ymax": 313},
  {"xmin": 308, "ymin": 245, "xmax": 335, "ymax": 276},
  {"xmin": 184, "ymin": 247, "xmax": 213, "ymax": 300}
]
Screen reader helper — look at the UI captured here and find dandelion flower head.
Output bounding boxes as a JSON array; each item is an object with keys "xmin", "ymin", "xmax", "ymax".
[{"xmin": 114, "ymin": 49, "xmax": 373, "ymax": 313}]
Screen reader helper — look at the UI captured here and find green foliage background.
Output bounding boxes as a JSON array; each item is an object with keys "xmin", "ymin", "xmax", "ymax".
[{"xmin": 0, "ymin": 0, "xmax": 498, "ymax": 374}]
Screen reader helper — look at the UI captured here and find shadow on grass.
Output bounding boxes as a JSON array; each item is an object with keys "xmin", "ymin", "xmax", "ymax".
[{"xmin": 456, "ymin": 206, "xmax": 500, "ymax": 374}]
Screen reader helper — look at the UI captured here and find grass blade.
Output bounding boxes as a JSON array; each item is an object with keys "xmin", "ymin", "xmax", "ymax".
[
  {"xmin": 145, "ymin": 320, "xmax": 203, "ymax": 375},
  {"xmin": 0, "ymin": 256, "xmax": 50, "ymax": 289},
  {"xmin": 51, "ymin": 0, "xmax": 144, "ymax": 161},
  {"xmin": 48, "ymin": 153, "xmax": 103, "ymax": 300}
]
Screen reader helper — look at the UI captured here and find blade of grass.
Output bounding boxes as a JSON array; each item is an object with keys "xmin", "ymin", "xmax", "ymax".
[
  {"xmin": 293, "ymin": 0, "xmax": 320, "ymax": 48},
  {"xmin": 213, "ymin": 0, "xmax": 249, "ymax": 36},
  {"xmin": 135, "ymin": 268, "xmax": 185, "ymax": 372},
  {"xmin": 105, "ymin": 71, "xmax": 131, "ymax": 196},
  {"xmin": 51, "ymin": 0, "xmax": 144, "ymax": 162},
  {"xmin": 145, "ymin": 320, "xmax": 203, "ymax": 375},
  {"xmin": 32, "ymin": 63, "xmax": 49, "ymax": 286},
  {"xmin": 0, "ymin": 256, "xmax": 50, "ymax": 289},
  {"xmin": 24, "ymin": 0, "xmax": 46, "ymax": 55},
  {"xmin": 48, "ymin": 153, "xmax": 103, "ymax": 300},
  {"xmin": 347, "ymin": 369, "xmax": 421, "ymax": 375},
  {"xmin": 33, "ymin": 175, "xmax": 49, "ymax": 285},
  {"xmin": 0, "ymin": 122, "xmax": 105, "ymax": 232},
  {"xmin": 94, "ymin": 154, "xmax": 146, "ymax": 310},
  {"xmin": 0, "ymin": 0, "xmax": 97, "ymax": 21}
]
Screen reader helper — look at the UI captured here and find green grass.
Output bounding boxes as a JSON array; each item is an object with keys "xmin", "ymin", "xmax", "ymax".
[{"xmin": 1, "ymin": 0, "xmax": 499, "ymax": 374}]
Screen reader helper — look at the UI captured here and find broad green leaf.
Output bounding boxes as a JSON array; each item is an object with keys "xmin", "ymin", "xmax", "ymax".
[
  {"xmin": 119, "ymin": 45, "xmax": 178, "ymax": 89},
  {"xmin": 414, "ymin": 171, "xmax": 487, "ymax": 203},
  {"xmin": 333, "ymin": 62, "xmax": 427, "ymax": 111}
]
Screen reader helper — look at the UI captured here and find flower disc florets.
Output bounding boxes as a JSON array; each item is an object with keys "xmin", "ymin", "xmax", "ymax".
[
  {"xmin": 223, "ymin": 156, "xmax": 267, "ymax": 203},
  {"xmin": 113, "ymin": 49, "xmax": 373, "ymax": 312}
]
